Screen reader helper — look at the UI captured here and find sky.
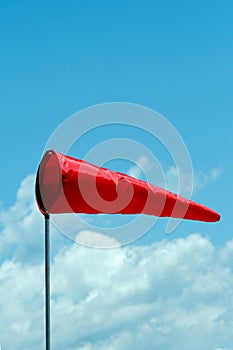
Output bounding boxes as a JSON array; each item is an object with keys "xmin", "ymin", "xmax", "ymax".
[{"xmin": 0, "ymin": 0, "xmax": 233, "ymax": 349}]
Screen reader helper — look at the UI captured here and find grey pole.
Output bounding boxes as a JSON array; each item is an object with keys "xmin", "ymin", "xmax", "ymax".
[{"xmin": 45, "ymin": 213, "xmax": 51, "ymax": 350}]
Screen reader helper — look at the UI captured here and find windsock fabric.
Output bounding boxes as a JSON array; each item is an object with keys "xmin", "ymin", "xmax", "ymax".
[{"xmin": 35, "ymin": 150, "xmax": 220, "ymax": 222}]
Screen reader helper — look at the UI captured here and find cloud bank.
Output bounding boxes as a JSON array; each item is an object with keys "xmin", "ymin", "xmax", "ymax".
[{"xmin": 0, "ymin": 175, "xmax": 231, "ymax": 350}]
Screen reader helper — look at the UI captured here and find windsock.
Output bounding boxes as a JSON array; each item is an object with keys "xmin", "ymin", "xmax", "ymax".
[{"xmin": 35, "ymin": 150, "xmax": 220, "ymax": 222}]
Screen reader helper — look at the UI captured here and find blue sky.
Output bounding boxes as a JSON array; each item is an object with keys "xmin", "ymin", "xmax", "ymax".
[{"xmin": 0, "ymin": 1, "xmax": 233, "ymax": 349}]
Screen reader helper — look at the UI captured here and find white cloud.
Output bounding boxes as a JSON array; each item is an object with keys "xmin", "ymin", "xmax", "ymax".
[
  {"xmin": 0, "ymin": 175, "xmax": 44, "ymax": 264},
  {"xmin": 127, "ymin": 155, "xmax": 150, "ymax": 179},
  {"xmin": 165, "ymin": 165, "xmax": 222, "ymax": 195},
  {"xmin": 1, "ymin": 230, "xmax": 233, "ymax": 349},
  {"xmin": 127, "ymin": 155, "xmax": 221, "ymax": 199},
  {"xmin": 194, "ymin": 167, "xmax": 222, "ymax": 191},
  {"xmin": 0, "ymin": 260, "xmax": 44, "ymax": 349},
  {"xmin": 0, "ymin": 174, "xmax": 230, "ymax": 350},
  {"xmin": 75, "ymin": 231, "xmax": 120, "ymax": 248},
  {"xmin": 165, "ymin": 166, "xmax": 192, "ymax": 195}
]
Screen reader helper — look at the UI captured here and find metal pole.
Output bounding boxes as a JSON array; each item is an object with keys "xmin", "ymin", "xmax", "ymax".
[{"xmin": 45, "ymin": 213, "xmax": 51, "ymax": 350}]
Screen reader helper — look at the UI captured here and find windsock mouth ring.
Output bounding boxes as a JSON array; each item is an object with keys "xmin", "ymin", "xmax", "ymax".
[{"xmin": 35, "ymin": 150, "xmax": 62, "ymax": 215}]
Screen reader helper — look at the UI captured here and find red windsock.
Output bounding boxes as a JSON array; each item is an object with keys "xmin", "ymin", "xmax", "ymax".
[{"xmin": 35, "ymin": 150, "xmax": 220, "ymax": 222}]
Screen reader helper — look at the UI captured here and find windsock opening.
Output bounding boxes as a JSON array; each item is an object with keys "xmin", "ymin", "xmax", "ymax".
[{"xmin": 35, "ymin": 150, "xmax": 62, "ymax": 215}]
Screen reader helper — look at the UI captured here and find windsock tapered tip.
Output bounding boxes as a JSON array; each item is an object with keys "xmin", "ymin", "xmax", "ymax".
[{"xmin": 181, "ymin": 199, "xmax": 221, "ymax": 222}]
